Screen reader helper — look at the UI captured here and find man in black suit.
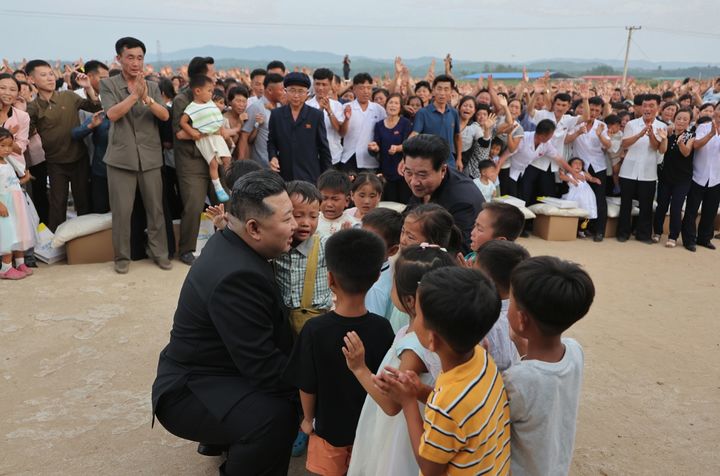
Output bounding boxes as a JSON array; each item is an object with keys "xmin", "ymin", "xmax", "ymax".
[
  {"xmin": 267, "ymin": 72, "xmax": 332, "ymax": 183},
  {"xmin": 403, "ymin": 134, "xmax": 485, "ymax": 254},
  {"xmin": 152, "ymin": 170, "xmax": 298, "ymax": 476}
]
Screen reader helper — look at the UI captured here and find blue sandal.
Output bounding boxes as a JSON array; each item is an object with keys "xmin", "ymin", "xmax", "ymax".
[{"xmin": 292, "ymin": 430, "xmax": 309, "ymax": 457}]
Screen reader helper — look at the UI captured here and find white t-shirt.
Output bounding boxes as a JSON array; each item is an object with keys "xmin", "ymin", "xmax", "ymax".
[
  {"xmin": 503, "ymin": 337, "xmax": 584, "ymax": 476},
  {"xmin": 619, "ymin": 117, "xmax": 667, "ymax": 181},
  {"xmin": 316, "ymin": 211, "xmax": 360, "ymax": 237},
  {"xmin": 692, "ymin": 122, "xmax": 720, "ymax": 187},
  {"xmin": 473, "ymin": 177, "xmax": 498, "ymax": 202},
  {"xmin": 486, "ymin": 299, "xmax": 519, "ymax": 372},
  {"xmin": 509, "ymin": 132, "xmax": 559, "ymax": 181},
  {"xmin": 306, "ymin": 97, "xmax": 345, "ymax": 164},
  {"xmin": 531, "ymin": 110, "xmax": 579, "ymax": 161},
  {"xmin": 571, "ymin": 119, "xmax": 608, "ymax": 173},
  {"xmin": 340, "ymin": 100, "xmax": 387, "ymax": 169}
]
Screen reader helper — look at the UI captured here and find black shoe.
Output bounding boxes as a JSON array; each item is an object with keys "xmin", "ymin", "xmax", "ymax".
[
  {"xmin": 715, "ymin": 233, "xmax": 720, "ymax": 240},
  {"xmin": 685, "ymin": 244, "xmax": 697, "ymax": 252},
  {"xmin": 698, "ymin": 241, "xmax": 716, "ymax": 250},
  {"xmin": 179, "ymin": 252, "xmax": 196, "ymax": 266},
  {"xmin": 520, "ymin": 230, "xmax": 530, "ymax": 238},
  {"xmin": 616, "ymin": 236, "xmax": 628, "ymax": 243},
  {"xmin": 197, "ymin": 443, "xmax": 227, "ymax": 456},
  {"xmin": 593, "ymin": 234, "xmax": 604, "ymax": 242},
  {"xmin": 640, "ymin": 238, "xmax": 655, "ymax": 245}
]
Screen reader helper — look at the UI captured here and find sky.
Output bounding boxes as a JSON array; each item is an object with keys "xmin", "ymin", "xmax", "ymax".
[{"xmin": 3, "ymin": 1, "xmax": 719, "ymax": 66}]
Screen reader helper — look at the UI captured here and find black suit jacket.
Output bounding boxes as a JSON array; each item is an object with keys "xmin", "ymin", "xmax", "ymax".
[
  {"xmin": 267, "ymin": 104, "xmax": 332, "ymax": 183},
  {"xmin": 408, "ymin": 168, "xmax": 486, "ymax": 254},
  {"xmin": 152, "ymin": 228, "xmax": 295, "ymax": 422}
]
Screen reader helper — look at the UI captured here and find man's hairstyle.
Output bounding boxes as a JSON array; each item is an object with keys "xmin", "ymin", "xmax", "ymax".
[
  {"xmin": 476, "ymin": 103, "xmax": 491, "ymax": 114},
  {"xmin": 266, "ymin": 60, "xmax": 286, "ymax": 72},
  {"xmin": 633, "ymin": 93, "xmax": 647, "ymax": 106},
  {"xmin": 227, "ymin": 85, "xmax": 249, "ymax": 102},
  {"xmin": 510, "ymin": 256, "xmax": 595, "ymax": 336},
  {"xmin": 402, "ymin": 134, "xmax": 449, "ymax": 171},
  {"xmin": 604, "ymin": 114, "xmax": 621, "ymax": 126},
  {"xmin": 250, "ymin": 68, "xmax": 267, "ymax": 80},
  {"xmin": 352, "ymin": 72, "xmax": 373, "ymax": 86},
  {"xmin": 481, "ymin": 202, "xmax": 525, "ymax": 241},
  {"xmin": 325, "ymin": 229, "xmax": 386, "ymax": 295},
  {"xmin": 643, "ymin": 94, "xmax": 661, "ymax": 105},
  {"xmin": 313, "ymin": 68, "xmax": 335, "ymax": 81},
  {"xmin": 535, "ymin": 118, "xmax": 557, "ymax": 136},
  {"xmin": 286, "ymin": 180, "xmax": 322, "ymax": 204},
  {"xmin": 229, "ymin": 170, "xmax": 286, "ymax": 223},
  {"xmin": 419, "ymin": 267, "xmax": 500, "ymax": 354},
  {"xmin": 317, "ymin": 169, "xmax": 351, "ymax": 195},
  {"xmin": 588, "ymin": 96, "xmax": 604, "ymax": 107},
  {"xmin": 405, "ymin": 204, "xmax": 463, "ymax": 254},
  {"xmin": 0, "ymin": 73, "xmax": 20, "ymax": 88},
  {"xmin": 189, "ymin": 75, "xmax": 213, "ymax": 90},
  {"xmin": 394, "ymin": 245, "xmax": 457, "ymax": 314},
  {"xmin": 414, "ymin": 80, "xmax": 431, "ymax": 92},
  {"xmin": 553, "ymin": 92, "xmax": 572, "ymax": 104},
  {"xmin": 188, "ymin": 56, "xmax": 214, "ymax": 78},
  {"xmin": 475, "ymin": 240, "xmax": 530, "ymax": 294},
  {"xmin": 83, "ymin": 60, "xmax": 109, "ymax": 75},
  {"xmin": 478, "ymin": 159, "xmax": 496, "ymax": 173},
  {"xmin": 362, "ymin": 208, "xmax": 403, "ymax": 249},
  {"xmin": 678, "ymin": 93, "xmax": 693, "ymax": 103},
  {"xmin": 0, "ymin": 126, "xmax": 14, "ymax": 142},
  {"xmin": 661, "ymin": 91, "xmax": 676, "ymax": 100},
  {"xmin": 432, "ymin": 74, "xmax": 455, "ymax": 89},
  {"xmin": 11, "ymin": 70, "xmax": 26, "ymax": 79},
  {"xmin": 24, "ymin": 59, "xmax": 51, "ymax": 75},
  {"xmin": 115, "ymin": 37, "xmax": 146, "ymax": 55},
  {"xmin": 263, "ymin": 73, "xmax": 284, "ymax": 88},
  {"xmin": 226, "ymin": 159, "xmax": 262, "ymax": 189}
]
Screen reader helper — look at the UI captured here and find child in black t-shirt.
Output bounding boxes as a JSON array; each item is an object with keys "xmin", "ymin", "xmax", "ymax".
[{"xmin": 284, "ymin": 229, "xmax": 395, "ymax": 476}]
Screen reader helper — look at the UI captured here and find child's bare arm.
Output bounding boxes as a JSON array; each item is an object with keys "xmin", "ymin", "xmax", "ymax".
[
  {"xmin": 299, "ymin": 390, "xmax": 316, "ymax": 435},
  {"xmin": 179, "ymin": 114, "xmax": 201, "ymax": 141},
  {"xmin": 0, "ymin": 201, "xmax": 8, "ymax": 217}
]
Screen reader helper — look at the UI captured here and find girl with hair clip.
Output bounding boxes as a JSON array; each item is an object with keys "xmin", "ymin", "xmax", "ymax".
[
  {"xmin": 347, "ymin": 172, "xmax": 383, "ymax": 221},
  {"xmin": 343, "ymin": 245, "xmax": 455, "ymax": 476}
]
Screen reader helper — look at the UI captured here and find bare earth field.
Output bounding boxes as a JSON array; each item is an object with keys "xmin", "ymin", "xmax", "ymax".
[{"xmin": 2, "ymin": 235, "xmax": 719, "ymax": 476}]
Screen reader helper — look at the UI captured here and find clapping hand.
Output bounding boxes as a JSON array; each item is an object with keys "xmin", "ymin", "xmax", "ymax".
[
  {"xmin": 368, "ymin": 141, "xmax": 380, "ymax": 153},
  {"xmin": 205, "ymin": 204, "xmax": 227, "ymax": 229},
  {"xmin": 595, "ymin": 122, "xmax": 605, "ymax": 137},
  {"xmin": 388, "ymin": 144, "xmax": 402, "ymax": 155},
  {"xmin": 373, "ymin": 366, "xmax": 423, "ymax": 406},
  {"xmin": 344, "ymin": 105, "xmax": 352, "ymax": 121}
]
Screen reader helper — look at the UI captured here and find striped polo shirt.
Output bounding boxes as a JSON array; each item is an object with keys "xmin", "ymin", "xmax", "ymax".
[
  {"xmin": 183, "ymin": 100, "xmax": 224, "ymax": 134},
  {"xmin": 419, "ymin": 345, "xmax": 511, "ymax": 475}
]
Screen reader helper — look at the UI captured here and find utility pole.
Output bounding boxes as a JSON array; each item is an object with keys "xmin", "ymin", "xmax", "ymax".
[{"xmin": 622, "ymin": 26, "xmax": 641, "ymax": 88}]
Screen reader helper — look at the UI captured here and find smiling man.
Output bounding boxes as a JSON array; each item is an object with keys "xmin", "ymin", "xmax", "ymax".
[
  {"xmin": 403, "ymin": 134, "xmax": 485, "ymax": 254},
  {"xmin": 153, "ymin": 170, "xmax": 299, "ymax": 476}
]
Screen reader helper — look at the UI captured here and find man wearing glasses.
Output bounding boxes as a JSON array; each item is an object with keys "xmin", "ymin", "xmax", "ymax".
[
  {"xmin": 268, "ymin": 72, "xmax": 332, "ymax": 183},
  {"xmin": 403, "ymin": 134, "xmax": 485, "ymax": 254}
]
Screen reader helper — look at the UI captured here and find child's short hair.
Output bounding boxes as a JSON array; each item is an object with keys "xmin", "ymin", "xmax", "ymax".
[
  {"xmin": 317, "ymin": 169, "xmax": 351, "ymax": 195},
  {"xmin": 286, "ymin": 180, "xmax": 322, "ymax": 205},
  {"xmin": 352, "ymin": 172, "xmax": 384, "ymax": 195},
  {"xmin": 490, "ymin": 137, "xmax": 504, "ymax": 152},
  {"xmin": 227, "ymin": 160, "xmax": 263, "ymax": 190},
  {"xmin": 510, "ymin": 256, "xmax": 595, "ymax": 336},
  {"xmin": 394, "ymin": 245, "xmax": 457, "ymax": 314},
  {"xmin": 604, "ymin": 114, "xmax": 621, "ymax": 126},
  {"xmin": 212, "ymin": 89, "xmax": 226, "ymax": 103},
  {"xmin": 362, "ymin": 208, "xmax": 402, "ymax": 249},
  {"xmin": 568, "ymin": 157, "xmax": 585, "ymax": 168},
  {"xmin": 0, "ymin": 127, "xmax": 14, "ymax": 142},
  {"xmin": 481, "ymin": 202, "xmax": 525, "ymax": 241},
  {"xmin": 419, "ymin": 267, "xmax": 500, "ymax": 354},
  {"xmin": 474, "ymin": 241, "xmax": 530, "ymax": 295},
  {"xmin": 405, "ymin": 204, "xmax": 462, "ymax": 253},
  {"xmin": 189, "ymin": 74, "xmax": 214, "ymax": 90},
  {"xmin": 325, "ymin": 229, "xmax": 386, "ymax": 295},
  {"xmin": 478, "ymin": 159, "xmax": 496, "ymax": 174}
]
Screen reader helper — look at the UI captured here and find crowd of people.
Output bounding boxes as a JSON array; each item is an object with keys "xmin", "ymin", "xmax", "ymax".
[{"xmin": 1, "ymin": 35, "xmax": 718, "ymax": 475}]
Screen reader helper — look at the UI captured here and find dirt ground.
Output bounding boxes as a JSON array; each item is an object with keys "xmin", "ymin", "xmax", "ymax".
[{"xmin": 2, "ymin": 235, "xmax": 719, "ymax": 476}]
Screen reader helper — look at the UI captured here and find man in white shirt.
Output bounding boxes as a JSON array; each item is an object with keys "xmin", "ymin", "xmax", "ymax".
[
  {"xmin": 306, "ymin": 68, "xmax": 348, "ymax": 165},
  {"xmin": 567, "ymin": 96, "xmax": 610, "ymax": 241},
  {"xmin": 529, "ymin": 92, "xmax": 584, "ymax": 155},
  {"xmin": 339, "ymin": 72, "xmax": 386, "ymax": 172},
  {"xmin": 681, "ymin": 103, "xmax": 720, "ymax": 251},
  {"xmin": 617, "ymin": 94, "xmax": 668, "ymax": 243},
  {"xmin": 504, "ymin": 121, "xmax": 559, "ymax": 201}
]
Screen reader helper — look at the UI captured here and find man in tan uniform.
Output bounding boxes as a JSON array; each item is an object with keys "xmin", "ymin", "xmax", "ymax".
[{"xmin": 100, "ymin": 37, "xmax": 171, "ymax": 274}]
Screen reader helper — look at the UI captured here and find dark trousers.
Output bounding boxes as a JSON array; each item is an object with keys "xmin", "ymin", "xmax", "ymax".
[
  {"xmin": 28, "ymin": 161, "xmax": 49, "ymax": 225},
  {"xmin": 681, "ymin": 181, "xmax": 720, "ymax": 246},
  {"xmin": 618, "ymin": 178, "xmax": 656, "ymax": 241},
  {"xmin": 91, "ymin": 175, "xmax": 110, "ymax": 214},
  {"xmin": 155, "ymin": 387, "xmax": 297, "ymax": 476},
  {"xmin": 499, "ymin": 168, "xmax": 518, "ymax": 197},
  {"xmin": 521, "ymin": 166, "xmax": 557, "ymax": 205},
  {"xmin": 654, "ymin": 179, "xmax": 691, "ymax": 240},
  {"xmin": 47, "ymin": 161, "xmax": 90, "ymax": 232},
  {"xmin": 176, "ymin": 155, "xmax": 211, "ymax": 255},
  {"xmin": 382, "ymin": 179, "xmax": 412, "ymax": 204},
  {"xmin": 337, "ymin": 154, "xmax": 359, "ymax": 175},
  {"xmin": 588, "ymin": 166, "xmax": 608, "ymax": 236}
]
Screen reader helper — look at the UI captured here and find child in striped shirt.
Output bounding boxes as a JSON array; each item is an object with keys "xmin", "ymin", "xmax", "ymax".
[
  {"xmin": 180, "ymin": 75, "xmax": 231, "ymax": 202},
  {"xmin": 378, "ymin": 267, "xmax": 511, "ymax": 475}
]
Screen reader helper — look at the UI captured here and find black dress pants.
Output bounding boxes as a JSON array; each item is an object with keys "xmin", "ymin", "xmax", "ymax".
[
  {"xmin": 681, "ymin": 181, "xmax": 720, "ymax": 246},
  {"xmin": 618, "ymin": 178, "xmax": 656, "ymax": 241},
  {"xmin": 155, "ymin": 386, "xmax": 297, "ymax": 476},
  {"xmin": 588, "ymin": 166, "xmax": 608, "ymax": 236},
  {"xmin": 521, "ymin": 165, "xmax": 556, "ymax": 205}
]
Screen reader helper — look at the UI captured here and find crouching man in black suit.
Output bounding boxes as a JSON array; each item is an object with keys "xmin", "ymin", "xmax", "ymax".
[{"xmin": 152, "ymin": 170, "xmax": 299, "ymax": 476}]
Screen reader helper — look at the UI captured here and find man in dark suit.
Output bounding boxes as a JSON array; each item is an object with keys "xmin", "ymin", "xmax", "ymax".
[
  {"xmin": 403, "ymin": 134, "xmax": 485, "ymax": 254},
  {"xmin": 152, "ymin": 170, "xmax": 299, "ymax": 476},
  {"xmin": 267, "ymin": 72, "xmax": 332, "ymax": 183}
]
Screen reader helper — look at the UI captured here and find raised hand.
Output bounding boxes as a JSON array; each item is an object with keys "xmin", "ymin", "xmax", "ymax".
[
  {"xmin": 394, "ymin": 56, "xmax": 403, "ymax": 75},
  {"xmin": 89, "ymin": 111, "xmax": 105, "ymax": 129},
  {"xmin": 342, "ymin": 331, "xmax": 367, "ymax": 373},
  {"xmin": 595, "ymin": 122, "xmax": 606, "ymax": 137},
  {"xmin": 344, "ymin": 105, "xmax": 352, "ymax": 121},
  {"xmin": 483, "ymin": 112, "xmax": 497, "ymax": 132}
]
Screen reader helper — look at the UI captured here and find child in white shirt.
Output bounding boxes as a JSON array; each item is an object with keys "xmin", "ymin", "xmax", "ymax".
[
  {"xmin": 473, "ymin": 159, "xmax": 500, "ymax": 202},
  {"xmin": 560, "ymin": 157, "xmax": 601, "ymax": 237},
  {"xmin": 316, "ymin": 169, "xmax": 358, "ymax": 237}
]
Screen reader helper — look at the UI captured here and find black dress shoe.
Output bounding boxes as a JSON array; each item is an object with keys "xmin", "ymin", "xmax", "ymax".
[
  {"xmin": 179, "ymin": 252, "xmax": 196, "ymax": 266},
  {"xmin": 197, "ymin": 443, "xmax": 227, "ymax": 456},
  {"xmin": 616, "ymin": 236, "xmax": 628, "ymax": 243},
  {"xmin": 685, "ymin": 244, "xmax": 697, "ymax": 252},
  {"xmin": 698, "ymin": 241, "xmax": 716, "ymax": 250},
  {"xmin": 593, "ymin": 234, "xmax": 604, "ymax": 242},
  {"xmin": 520, "ymin": 230, "xmax": 530, "ymax": 238}
]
